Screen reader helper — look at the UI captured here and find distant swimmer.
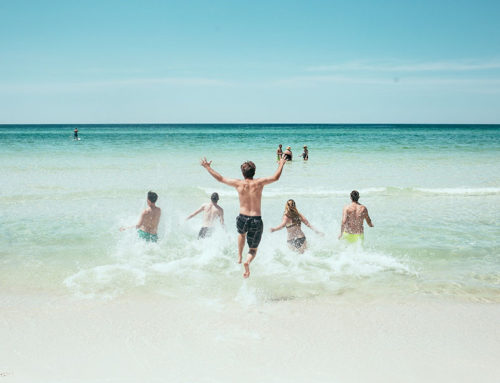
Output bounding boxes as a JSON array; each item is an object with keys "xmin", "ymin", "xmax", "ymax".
[
  {"xmin": 283, "ymin": 146, "xmax": 293, "ymax": 161},
  {"xmin": 186, "ymin": 192, "xmax": 224, "ymax": 239},
  {"xmin": 270, "ymin": 199, "xmax": 323, "ymax": 253},
  {"xmin": 276, "ymin": 144, "xmax": 283, "ymax": 161},
  {"xmin": 73, "ymin": 127, "xmax": 78, "ymax": 140},
  {"xmin": 120, "ymin": 191, "xmax": 161, "ymax": 242},
  {"xmin": 301, "ymin": 145, "xmax": 308, "ymax": 160},
  {"xmin": 339, "ymin": 190, "xmax": 373, "ymax": 242},
  {"xmin": 201, "ymin": 157, "xmax": 286, "ymax": 278}
]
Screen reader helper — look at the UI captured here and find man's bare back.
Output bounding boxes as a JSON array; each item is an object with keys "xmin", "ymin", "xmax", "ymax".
[
  {"xmin": 138, "ymin": 206, "xmax": 161, "ymax": 234},
  {"xmin": 200, "ymin": 158, "xmax": 286, "ymax": 217},
  {"xmin": 120, "ymin": 191, "xmax": 161, "ymax": 242},
  {"xmin": 339, "ymin": 190, "xmax": 373, "ymax": 240},
  {"xmin": 342, "ymin": 203, "xmax": 370, "ymax": 234},
  {"xmin": 234, "ymin": 178, "xmax": 265, "ymax": 216},
  {"xmin": 200, "ymin": 203, "xmax": 223, "ymax": 227}
]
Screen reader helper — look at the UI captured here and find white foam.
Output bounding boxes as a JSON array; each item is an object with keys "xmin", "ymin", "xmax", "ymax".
[
  {"xmin": 198, "ymin": 186, "xmax": 387, "ymax": 198},
  {"xmin": 415, "ymin": 187, "xmax": 500, "ymax": 195},
  {"xmin": 200, "ymin": 185, "xmax": 500, "ymax": 198},
  {"xmin": 64, "ymin": 264, "xmax": 146, "ymax": 300}
]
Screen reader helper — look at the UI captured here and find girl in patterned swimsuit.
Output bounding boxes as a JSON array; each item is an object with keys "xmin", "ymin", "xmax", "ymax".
[{"xmin": 270, "ymin": 199, "xmax": 323, "ymax": 254}]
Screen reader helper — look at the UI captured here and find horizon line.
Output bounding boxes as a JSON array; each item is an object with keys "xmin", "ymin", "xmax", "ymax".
[{"xmin": 1, "ymin": 122, "xmax": 500, "ymax": 126}]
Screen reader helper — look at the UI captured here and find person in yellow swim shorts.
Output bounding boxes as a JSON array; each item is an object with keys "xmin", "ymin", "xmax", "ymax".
[
  {"xmin": 339, "ymin": 190, "xmax": 373, "ymax": 242},
  {"xmin": 342, "ymin": 232, "xmax": 364, "ymax": 243}
]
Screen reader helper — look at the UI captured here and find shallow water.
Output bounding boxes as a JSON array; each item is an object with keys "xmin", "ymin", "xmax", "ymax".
[{"xmin": 1, "ymin": 124, "xmax": 499, "ymax": 303}]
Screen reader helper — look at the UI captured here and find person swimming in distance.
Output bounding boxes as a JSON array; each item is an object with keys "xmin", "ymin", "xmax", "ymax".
[
  {"xmin": 339, "ymin": 190, "xmax": 373, "ymax": 242},
  {"xmin": 270, "ymin": 199, "xmax": 323, "ymax": 253},
  {"xmin": 186, "ymin": 192, "xmax": 224, "ymax": 239},
  {"xmin": 73, "ymin": 127, "xmax": 78, "ymax": 140},
  {"xmin": 283, "ymin": 146, "xmax": 293, "ymax": 161},
  {"xmin": 120, "ymin": 191, "xmax": 161, "ymax": 242},
  {"xmin": 301, "ymin": 145, "xmax": 308, "ymax": 160},
  {"xmin": 201, "ymin": 157, "xmax": 287, "ymax": 278},
  {"xmin": 276, "ymin": 144, "xmax": 283, "ymax": 161}
]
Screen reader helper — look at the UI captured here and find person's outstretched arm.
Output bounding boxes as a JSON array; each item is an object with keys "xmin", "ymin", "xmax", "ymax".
[
  {"xmin": 300, "ymin": 214, "xmax": 324, "ymax": 236},
  {"xmin": 338, "ymin": 207, "xmax": 347, "ymax": 239},
  {"xmin": 364, "ymin": 207, "xmax": 374, "ymax": 227},
  {"xmin": 120, "ymin": 209, "xmax": 146, "ymax": 231},
  {"xmin": 270, "ymin": 215, "xmax": 288, "ymax": 232},
  {"xmin": 200, "ymin": 158, "xmax": 240, "ymax": 187},
  {"xmin": 259, "ymin": 158, "xmax": 287, "ymax": 186},
  {"xmin": 186, "ymin": 205, "xmax": 204, "ymax": 220}
]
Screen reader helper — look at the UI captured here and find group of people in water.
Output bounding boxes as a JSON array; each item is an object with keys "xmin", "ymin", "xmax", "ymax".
[
  {"xmin": 276, "ymin": 144, "xmax": 308, "ymax": 161},
  {"xmin": 120, "ymin": 155, "xmax": 373, "ymax": 278}
]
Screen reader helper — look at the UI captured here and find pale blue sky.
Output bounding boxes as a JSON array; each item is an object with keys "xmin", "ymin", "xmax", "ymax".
[{"xmin": 1, "ymin": 0, "xmax": 499, "ymax": 123}]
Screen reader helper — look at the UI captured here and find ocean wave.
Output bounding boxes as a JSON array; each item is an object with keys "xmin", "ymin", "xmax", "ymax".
[
  {"xmin": 198, "ymin": 186, "xmax": 500, "ymax": 198},
  {"xmin": 413, "ymin": 187, "xmax": 500, "ymax": 195}
]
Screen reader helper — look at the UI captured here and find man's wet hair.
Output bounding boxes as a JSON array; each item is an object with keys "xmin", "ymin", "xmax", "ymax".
[
  {"xmin": 211, "ymin": 192, "xmax": 219, "ymax": 202},
  {"xmin": 350, "ymin": 190, "xmax": 359, "ymax": 202},
  {"xmin": 241, "ymin": 161, "xmax": 256, "ymax": 179},
  {"xmin": 148, "ymin": 191, "xmax": 158, "ymax": 203}
]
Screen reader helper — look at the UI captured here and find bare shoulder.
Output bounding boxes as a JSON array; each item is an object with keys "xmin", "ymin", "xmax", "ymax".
[
  {"xmin": 254, "ymin": 177, "xmax": 269, "ymax": 185},
  {"xmin": 232, "ymin": 178, "xmax": 246, "ymax": 187}
]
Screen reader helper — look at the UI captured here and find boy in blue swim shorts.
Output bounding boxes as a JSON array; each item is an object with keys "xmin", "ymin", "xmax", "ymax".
[{"xmin": 120, "ymin": 191, "xmax": 161, "ymax": 243}]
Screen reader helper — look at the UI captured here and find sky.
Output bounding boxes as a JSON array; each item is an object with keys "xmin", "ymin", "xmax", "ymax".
[{"xmin": 1, "ymin": 0, "xmax": 499, "ymax": 123}]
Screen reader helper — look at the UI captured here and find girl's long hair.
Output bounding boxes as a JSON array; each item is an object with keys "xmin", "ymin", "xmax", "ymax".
[{"xmin": 285, "ymin": 199, "xmax": 301, "ymax": 223}]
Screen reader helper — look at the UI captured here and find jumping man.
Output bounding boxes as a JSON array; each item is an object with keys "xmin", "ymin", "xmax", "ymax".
[{"xmin": 201, "ymin": 157, "xmax": 287, "ymax": 278}]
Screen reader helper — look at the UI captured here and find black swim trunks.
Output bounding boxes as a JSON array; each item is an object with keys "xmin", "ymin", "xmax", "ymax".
[
  {"xmin": 236, "ymin": 214, "xmax": 263, "ymax": 249},
  {"xmin": 198, "ymin": 227, "xmax": 213, "ymax": 239},
  {"xmin": 287, "ymin": 236, "xmax": 306, "ymax": 249}
]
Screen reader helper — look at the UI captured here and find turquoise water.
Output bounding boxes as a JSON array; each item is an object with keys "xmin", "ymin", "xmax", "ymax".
[{"xmin": 1, "ymin": 124, "xmax": 499, "ymax": 302}]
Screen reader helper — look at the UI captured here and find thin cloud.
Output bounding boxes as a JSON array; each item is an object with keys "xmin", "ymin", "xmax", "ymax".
[
  {"xmin": 271, "ymin": 74, "xmax": 500, "ymax": 93},
  {"xmin": 307, "ymin": 59, "xmax": 500, "ymax": 73},
  {"xmin": 0, "ymin": 77, "xmax": 230, "ymax": 93}
]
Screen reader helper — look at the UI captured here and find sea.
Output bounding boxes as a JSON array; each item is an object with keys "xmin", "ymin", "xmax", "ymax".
[{"xmin": 1, "ymin": 124, "xmax": 499, "ymax": 304}]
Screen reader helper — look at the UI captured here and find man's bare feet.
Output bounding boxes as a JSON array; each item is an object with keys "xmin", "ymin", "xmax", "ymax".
[{"xmin": 243, "ymin": 262, "xmax": 250, "ymax": 278}]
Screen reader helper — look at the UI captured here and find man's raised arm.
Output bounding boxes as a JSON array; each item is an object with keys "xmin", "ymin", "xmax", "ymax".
[
  {"xmin": 200, "ymin": 157, "xmax": 240, "ymax": 187},
  {"xmin": 259, "ymin": 158, "xmax": 286, "ymax": 186}
]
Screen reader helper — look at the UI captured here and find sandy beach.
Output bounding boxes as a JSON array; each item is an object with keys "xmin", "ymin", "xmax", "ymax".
[{"xmin": 1, "ymin": 294, "xmax": 499, "ymax": 383}]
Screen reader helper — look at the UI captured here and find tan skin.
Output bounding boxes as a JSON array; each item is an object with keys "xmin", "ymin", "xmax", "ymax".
[
  {"xmin": 201, "ymin": 157, "xmax": 286, "ymax": 278},
  {"xmin": 339, "ymin": 200, "xmax": 373, "ymax": 239},
  {"xmin": 277, "ymin": 145, "xmax": 283, "ymax": 159},
  {"xmin": 270, "ymin": 209, "xmax": 323, "ymax": 254},
  {"xmin": 302, "ymin": 147, "xmax": 308, "ymax": 160},
  {"xmin": 120, "ymin": 199, "xmax": 161, "ymax": 235},
  {"xmin": 186, "ymin": 200, "xmax": 224, "ymax": 227}
]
